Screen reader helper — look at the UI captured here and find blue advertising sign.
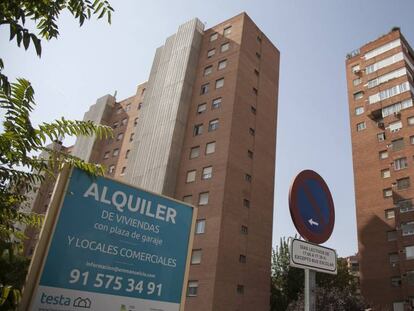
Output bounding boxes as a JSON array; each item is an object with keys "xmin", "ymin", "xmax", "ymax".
[
  {"xmin": 30, "ymin": 167, "xmax": 195, "ymax": 311},
  {"xmin": 289, "ymin": 170, "xmax": 335, "ymax": 244}
]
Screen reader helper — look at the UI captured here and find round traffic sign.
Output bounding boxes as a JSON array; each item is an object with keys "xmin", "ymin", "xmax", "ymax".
[{"xmin": 289, "ymin": 170, "xmax": 335, "ymax": 244}]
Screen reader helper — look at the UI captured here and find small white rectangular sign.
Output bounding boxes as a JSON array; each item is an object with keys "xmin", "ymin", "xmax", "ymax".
[{"xmin": 289, "ymin": 238, "xmax": 337, "ymax": 274}]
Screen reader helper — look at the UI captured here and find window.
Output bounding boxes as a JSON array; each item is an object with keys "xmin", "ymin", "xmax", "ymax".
[
  {"xmin": 367, "ymin": 67, "xmax": 407, "ymax": 88},
  {"xmin": 365, "ymin": 39, "xmax": 401, "ymax": 60},
  {"xmin": 210, "ymin": 32, "xmax": 218, "ymax": 41},
  {"xmin": 383, "ymin": 188, "xmax": 392, "ymax": 198},
  {"xmin": 251, "ymin": 106, "xmax": 257, "ymax": 114},
  {"xmin": 387, "ymin": 230, "xmax": 397, "ymax": 241},
  {"xmin": 202, "ymin": 166, "xmax": 212, "ymax": 180},
  {"xmin": 355, "ymin": 107, "xmax": 364, "ymax": 115},
  {"xmin": 394, "ymin": 157, "xmax": 408, "ymax": 171},
  {"xmin": 377, "ymin": 132, "xmax": 386, "ymax": 142},
  {"xmin": 138, "ymin": 102, "xmax": 142, "ymax": 109},
  {"xmin": 256, "ymin": 52, "xmax": 261, "ymax": 59},
  {"xmin": 245, "ymin": 174, "xmax": 252, "ymax": 182},
  {"xmin": 402, "ymin": 221, "xmax": 414, "ymax": 236},
  {"xmin": 356, "ymin": 122, "xmax": 366, "ymax": 131},
  {"xmin": 236, "ymin": 285, "xmax": 244, "ymax": 294},
  {"xmin": 382, "ymin": 99, "xmax": 413, "ymax": 117},
  {"xmin": 391, "ymin": 276, "xmax": 402, "ymax": 287},
  {"xmin": 206, "ymin": 142, "xmax": 216, "ymax": 154},
  {"xmin": 353, "ymin": 91, "xmax": 363, "ymax": 100},
  {"xmin": 182, "ymin": 195, "xmax": 192, "ymax": 204},
  {"xmin": 117, "ymin": 133, "xmax": 124, "ymax": 141},
  {"xmin": 208, "ymin": 119, "xmax": 219, "ymax": 131},
  {"xmin": 113, "ymin": 121, "xmax": 119, "ymax": 128},
  {"xmin": 120, "ymin": 167, "xmax": 126, "ymax": 176},
  {"xmin": 385, "ymin": 209, "xmax": 395, "ymax": 219},
  {"xmin": 207, "ymin": 48, "xmax": 215, "ymax": 58},
  {"xmin": 223, "ymin": 26, "xmax": 232, "ymax": 37},
  {"xmin": 411, "ymin": 136, "xmax": 414, "ymax": 145},
  {"xmin": 121, "ymin": 118, "xmax": 127, "ymax": 126},
  {"xmin": 193, "ymin": 124, "xmax": 203, "ymax": 136},
  {"xmin": 406, "ymin": 245, "xmax": 414, "ymax": 260},
  {"xmin": 393, "ymin": 302, "xmax": 404, "ymax": 311},
  {"xmin": 190, "ymin": 146, "xmax": 200, "ymax": 159},
  {"xmin": 399, "ymin": 199, "xmax": 413, "ymax": 213},
  {"xmin": 248, "ymin": 150, "xmax": 254, "ymax": 158},
  {"xmin": 351, "ymin": 64, "xmax": 360, "ymax": 73},
  {"xmin": 243, "ymin": 199, "xmax": 250, "ymax": 208},
  {"xmin": 129, "ymin": 133, "xmax": 134, "ymax": 142},
  {"xmin": 125, "ymin": 150, "xmax": 130, "ymax": 159},
  {"xmin": 253, "ymin": 87, "xmax": 258, "ymax": 95},
  {"xmin": 379, "ymin": 150, "xmax": 388, "ymax": 159},
  {"xmin": 186, "ymin": 170, "xmax": 196, "ymax": 183},
  {"xmin": 195, "ymin": 219, "xmax": 206, "ymax": 234},
  {"xmin": 241, "ymin": 225, "xmax": 248, "ymax": 234},
  {"xmin": 408, "ymin": 116, "xmax": 414, "ymax": 126},
  {"xmin": 113, "ymin": 148, "xmax": 119, "ymax": 157},
  {"xmin": 204, "ymin": 66, "xmax": 213, "ymax": 76},
  {"xmin": 200, "ymin": 83, "xmax": 209, "ymax": 94},
  {"xmin": 366, "ymin": 52, "xmax": 403, "ymax": 75},
  {"xmin": 239, "ymin": 254, "xmax": 246, "ymax": 263},
  {"xmin": 353, "ymin": 78, "xmax": 362, "ymax": 86},
  {"xmin": 108, "ymin": 165, "xmax": 115, "ymax": 174},
  {"xmin": 187, "ymin": 281, "xmax": 198, "ymax": 297},
  {"xmin": 388, "ymin": 121, "xmax": 402, "ymax": 132},
  {"xmin": 381, "ymin": 169, "xmax": 390, "ymax": 178},
  {"xmin": 369, "ymin": 81, "xmax": 410, "ymax": 104},
  {"xmin": 254, "ymin": 69, "xmax": 260, "ymax": 76},
  {"xmin": 389, "ymin": 253, "xmax": 399, "ymax": 264},
  {"xmin": 134, "ymin": 117, "xmax": 138, "ymax": 126},
  {"xmin": 191, "ymin": 249, "xmax": 202, "ymax": 264},
  {"xmin": 257, "ymin": 35, "xmax": 262, "ymax": 43},
  {"xmin": 218, "ymin": 59, "xmax": 227, "ymax": 70},
  {"xmin": 103, "ymin": 151, "xmax": 110, "ymax": 159},
  {"xmin": 197, "ymin": 103, "xmax": 207, "ymax": 114},
  {"xmin": 212, "ymin": 97, "xmax": 222, "ymax": 109},
  {"xmin": 249, "ymin": 128, "xmax": 255, "ymax": 136},
  {"xmin": 125, "ymin": 103, "xmax": 131, "ymax": 112},
  {"xmin": 221, "ymin": 42, "xmax": 230, "ymax": 52},
  {"xmin": 215, "ymin": 78, "xmax": 224, "ymax": 89},
  {"xmin": 198, "ymin": 192, "xmax": 209, "ymax": 206},
  {"xmin": 397, "ymin": 177, "xmax": 410, "ymax": 190},
  {"xmin": 391, "ymin": 138, "xmax": 404, "ymax": 151}
]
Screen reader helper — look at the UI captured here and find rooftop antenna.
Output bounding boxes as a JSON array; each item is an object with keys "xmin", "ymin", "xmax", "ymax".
[{"xmin": 113, "ymin": 90, "xmax": 117, "ymax": 99}]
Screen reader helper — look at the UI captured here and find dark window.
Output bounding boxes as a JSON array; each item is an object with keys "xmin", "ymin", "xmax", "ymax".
[
  {"xmin": 397, "ymin": 177, "xmax": 410, "ymax": 190},
  {"xmin": 200, "ymin": 83, "xmax": 209, "ymax": 95},
  {"xmin": 193, "ymin": 124, "xmax": 203, "ymax": 136}
]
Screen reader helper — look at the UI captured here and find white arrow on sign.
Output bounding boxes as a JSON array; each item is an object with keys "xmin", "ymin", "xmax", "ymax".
[{"xmin": 308, "ymin": 218, "xmax": 319, "ymax": 226}]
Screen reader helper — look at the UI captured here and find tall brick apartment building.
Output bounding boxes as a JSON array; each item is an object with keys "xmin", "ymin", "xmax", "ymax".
[
  {"xmin": 25, "ymin": 13, "xmax": 280, "ymax": 311},
  {"xmin": 346, "ymin": 29, "xmax": 414, "ymax": 310}
]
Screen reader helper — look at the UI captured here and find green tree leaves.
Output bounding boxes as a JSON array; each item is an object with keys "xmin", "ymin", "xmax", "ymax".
[
  {"xmin": 1, "ymin": 0, "xmax": 114, "ymax": 56},
  {"xmin": 0, "ymin": 1, "xmax": 115, "ymax": 308},
  {"xmin": 270, "ymin": 238, "xmax": 365, "ymax": 310}
]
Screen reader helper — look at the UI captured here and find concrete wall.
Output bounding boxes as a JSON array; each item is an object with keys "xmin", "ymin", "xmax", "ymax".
[
  {"xmin": 125, "ymin": 18, "xmax": 204, "ymax": 196},
  {"xmin": 72, "ymin": 94, "xmax": 115, "ymax": 161}
]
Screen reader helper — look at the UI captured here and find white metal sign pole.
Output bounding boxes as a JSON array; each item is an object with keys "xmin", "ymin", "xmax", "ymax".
[{"xmin": 304, "ymin": 269, "xmax": 316, "ymax": 311}]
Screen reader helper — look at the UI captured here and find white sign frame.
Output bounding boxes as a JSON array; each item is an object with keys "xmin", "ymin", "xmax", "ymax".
[{"xmin": 289, "ymin": 238, "xmax": 337, "ymax": 275}]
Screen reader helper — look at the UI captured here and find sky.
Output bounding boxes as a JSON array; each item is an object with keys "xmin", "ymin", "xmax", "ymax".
[{"xmin": 2, "ymin": 0, "xmax": 414, "ymax": 257}]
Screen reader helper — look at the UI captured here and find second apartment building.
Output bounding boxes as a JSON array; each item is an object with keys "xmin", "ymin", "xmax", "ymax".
[{"xmin": 347, "ymin": 28, "xmax": 414, "ymax": 310}]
